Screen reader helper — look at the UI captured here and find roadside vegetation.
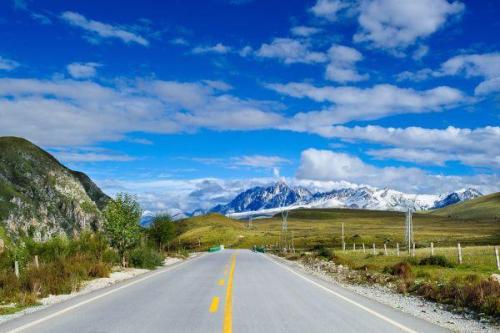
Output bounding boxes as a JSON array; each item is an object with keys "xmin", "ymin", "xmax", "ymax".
[
  {"xmin": 0, "ymin": 193, "xmax": 178, "ymax": 315},
  {"xmin": 279, "ymin": 246, "xmax": 500, "ymax": 319}
]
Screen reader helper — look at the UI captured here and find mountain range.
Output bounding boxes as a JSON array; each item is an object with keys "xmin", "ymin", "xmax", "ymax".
[{"xmin": 208, "ymin": 181, "xmax": 482, "ymax": 218}]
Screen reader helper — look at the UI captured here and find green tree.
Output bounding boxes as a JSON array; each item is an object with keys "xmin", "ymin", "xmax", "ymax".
[
  {"xmin": 103, "ymin": 193, "xmax": 141, "ymax": 266},
  {"xmin": 148, "ymin": 213, "xmax": 176, "ymax": 251}
]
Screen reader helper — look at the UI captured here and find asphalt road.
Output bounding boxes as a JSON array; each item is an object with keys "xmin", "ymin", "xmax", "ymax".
[{"xmin": 0, "ymin": 250, "xmax": 449, "ymax": 333}]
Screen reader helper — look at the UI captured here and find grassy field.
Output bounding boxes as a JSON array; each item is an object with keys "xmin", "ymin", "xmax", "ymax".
[
  {"xmin": 330, "ymin": 245, "xmax": 499, "ymax": 280},
  {"xmin": 177, "ymin": 207, "xmax": 500, "ymax": 251}
]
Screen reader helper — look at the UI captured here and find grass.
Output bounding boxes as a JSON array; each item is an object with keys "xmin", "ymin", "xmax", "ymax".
[
  {"xmin": 430, "ymin": 192, "xmax": 500, "ymax": 220},
  {"xmin": 330, "ymin": 245, "xmax": 499, "ymax": 280},
  {"xmin": 176, "ymin": 208, "xmax": 500, "ymax": 251}
]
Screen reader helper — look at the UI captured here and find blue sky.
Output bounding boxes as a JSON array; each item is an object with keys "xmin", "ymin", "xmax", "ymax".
[{"xmin": 0, "ymin": 0, "xmax": 498, "ymax": 214}]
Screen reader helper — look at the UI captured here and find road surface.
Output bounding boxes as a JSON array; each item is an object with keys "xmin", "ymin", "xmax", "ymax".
[{"xmin": 0, "ymin": 250, "xmax": 449, "ymax": 333}]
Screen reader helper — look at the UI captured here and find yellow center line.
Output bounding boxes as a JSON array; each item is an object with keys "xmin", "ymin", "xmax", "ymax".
[
  {"xmin": 223, "ymin": 253, "xmax": 237, "ymax": 333},
  {"xmin": 218, "ymin": 279, "xmax": 225, "ymax": 286},
  {"xmin": 209, "ymin": 296, "xmax": 220, "ymax": 313}
]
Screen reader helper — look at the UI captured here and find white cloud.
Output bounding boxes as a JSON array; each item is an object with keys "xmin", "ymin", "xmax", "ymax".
[
  {"xmin": 325, "ymin": 44, "xmax": 368, "ymax": 82},
  {"xmin": 439, "ymin": 53, "xmax": 500, "ymax": 96},
  {"xmin": 170, "ymin": 37, "xmax": 189, "ymax": 46},
  {"xmin": 310, "ymin": 0, "xmax": 350, "ymax": 22},
  {"xmin": 267, "ymin": 82, "xmax": 464, "ymax": 123},
  {"xmin": 475, "ymin": 77, "xmax": 500, "ymax": 96},
  {"xmin": 192, "ymin": 43, "xmax": 231, "ymax": 54},
  {"xmin": 60, "ymin": 11, "xmax": 149, "ymax": 46},
  {"xmin": 396, "ymin": 68, "xmax": 434, "ymax": 82},
  {"xmin": 0, "ymin": 77, "xmax": 283, "ymax": 146},
  {"xmin": 440, "ymin": 53, "xmax": 500, "ymax": 78},
  {"xmin": 294, "ymin": 125, "xmax": 500, "ymax": 169},
  {"xmin": 412, "ymin": 45, "xmax": 429, "ymax": 60},
  {"xmin": 290, "ymin": 26, "xmax": 322, "ymax": 37},
  {"xmin": 53, "ymin": 151, "xmax": 135, "ymax": 162},
  {"xmin": 231, "ymin": 155, "xmax": 291, "ymax": 168},
  {"xmin": 354, "ymin": 0, "xmax": 464, "ymax": 51},
  {"xmin": 192, "ymin": 155, "xmax": 290, "ymax": 169},
  {"xmin": 296, "ymin": 148, "xmax": 498, "ymax": 194},
  {"xmin": 0, "ymin": 56, "xmax": 19, "ymax": 71},
  {"xmin": 255, "ymin": 38, "xmax": 327, "ymax": 64},
  {"xmin": 67, "ymin": 62, "xmax": 101, "ymax": 79}
]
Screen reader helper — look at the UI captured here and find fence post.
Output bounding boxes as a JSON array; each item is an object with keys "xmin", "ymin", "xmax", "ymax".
[
  {"xmin": 372, "ymin": 243, "xmax": 376, "ymax": 255},
  {"xmin": 342, "ymin": 242, "xmax": 346, "ymax": 252},
  {"xmin": 457, "ymin": 243, "xmax": 463, "ymax": 264},
  {"xmin": 14, "ymin": 261, "xmax": 19, "ymax": 278},
  {"xmin": 353, "ymin": 243, "xmax": 356, "ymax": 251},
  {"xmin": 396, "ymin": 243, "xmax": 400, "ymax": 256},
  {"xmin": 384, "ymin": 243, "xmax": 388, "ymax": 256},
  {"xmin": 34, "ymin": 255, "xmax": 39, "ymax": 269},
  {"xmin": 430, "ymin": 242, "xmax": 434, "ymax": 256},
  {"xmin": 412, "ymin": 242, "xmax": 416, "ymax": 257},
  {"xmin": 362, "ymin": 243, "xmax": 366, "ymax": 253},
  {"xmin": 495, "ymin": 246, "xmax": 499, "ymax": 270}
]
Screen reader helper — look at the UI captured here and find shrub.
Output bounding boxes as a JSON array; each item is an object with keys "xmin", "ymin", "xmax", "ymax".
[
  {"xmin": 314, "ymin": 246, "xmax": 334, "ymax": 259},
  {"xmin": 419, "ymin": 255, "xmax": 454, "ymax": 268},
  {"xmin": 129, "ymin": 247, "xmax": 163, "ymax": 269},
  {"xmin": 88, "ymin": 262, "xmax": 111, "ymax": 278},
  {"xmin": 384, "ymin": 262, "xmax": 413, "ymax": 280}
]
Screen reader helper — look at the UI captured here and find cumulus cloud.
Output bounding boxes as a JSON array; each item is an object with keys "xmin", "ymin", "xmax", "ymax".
[
  {"xmin": 267, "ymin": 82, "xmax": 464, "ymax": 123},
  {"xmin": 354, "ymin": 0, "xmax": 464, "ymax": 51},
  {"xmin": 294, "ymin": 125, "xmax": 500, "ymax": 169},
  {"xmin": 0, "ymin": 56, "xmax": 20, "ymax": 71},
  {"xmin": 66, "ymin": 62, "xmax": 101, "ymax": 79},
  {"xmin": 255, "ymin": 38, "xmax": 327, "ymax": 64},
  {"xmin": 296, "ymin": 148, "xmax": 498, "ymax": 194},
  {"xmin": 310, "ymin": 0, "xmax": 350, "ymax": 21},
  {"xmin": 231, "ymin": 155, "xmax": 291, "ymax": 168},
  {"xmin": 439, "ymin": 53, "xmax": 500, "ymax": 95},
  {"xmin": 51, "ymin": 148, "xmax": 135, "ymax": 162},
  {"xmin": 325, "ymin": 44, "xmax": 368, "ymax": 82},
  {"xmin": 192, "ymin": 43, "xmax": 232, "ymax": 54},
  {"xmin": 290, "ymin": 26, "xmax": 322, "ymax": 37},
  {"xmin": 192, "ymin": 155, "xmax": 290, "ymax": 169},
  {"xmin": 60, "ymin": 11, "xmax": 149, "ymax": 46},
  {"xmin": 0, "ymin": 77, "xmax": 283, "ymax": 146}
]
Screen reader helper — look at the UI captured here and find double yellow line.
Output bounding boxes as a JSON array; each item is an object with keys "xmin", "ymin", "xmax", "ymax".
[{"xmin": 209, "ymin": 252, "xmax": 237, "ymax": 333}]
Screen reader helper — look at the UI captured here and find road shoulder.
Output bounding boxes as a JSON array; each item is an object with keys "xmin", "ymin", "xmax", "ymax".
[{"xmin": 266, "ymin": 253, "xmax": 499, "ymax": 333}]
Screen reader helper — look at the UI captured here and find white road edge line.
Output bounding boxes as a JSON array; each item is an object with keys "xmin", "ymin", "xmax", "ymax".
[
  {"xmin": 6, "ymin": 254, "xmax": 205, "ymax": 333},
  {"xmin": 263, "ymin": 254, "xmax": 418, "ymax": 333}
]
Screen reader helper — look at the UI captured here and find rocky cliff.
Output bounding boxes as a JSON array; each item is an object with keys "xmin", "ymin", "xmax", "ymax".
[{"xmin": 0, "ymin": 137, "xmax": 110, "ymax": 240}]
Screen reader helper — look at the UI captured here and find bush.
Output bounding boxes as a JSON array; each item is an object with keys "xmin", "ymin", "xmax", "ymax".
[
  {"xmin": 384, "ymin": 262, "xmax": 413, "ymax": 280},
  {"xmin": 315, "ymin": 246, "xmax": 334, "ymax": 259},
  {"xmin": 129, "ymin": 247, "xmax": 163, "ymax": 269},
  {"xmin": 419, "ymin": 255, "xmax": 455, "ymax": 268},
  {"xmin": 415, "ymin": 278, "xmax": 500, "ymax": 316}
]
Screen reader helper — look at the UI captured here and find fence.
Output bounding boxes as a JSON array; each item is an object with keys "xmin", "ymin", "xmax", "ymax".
[{"xmin": 340, "ymin": 243, "xmax": 500, "ymax": 271}]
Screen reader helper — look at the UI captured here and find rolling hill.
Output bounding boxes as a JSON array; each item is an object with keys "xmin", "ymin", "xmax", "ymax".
[{"xmin": 430, "ymin": 192, "xmax": 500, "ymax": 220}]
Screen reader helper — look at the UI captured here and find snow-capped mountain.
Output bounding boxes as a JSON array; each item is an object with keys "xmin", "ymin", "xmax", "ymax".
[
  {"xmin": 207, "ymin": 182, "xmax": 482, "ymax": 217},
  {"xmin": 211, "ymin": 181, "xmax": 311, "ymax": 215},
  {"xmin": 432, "ymin": 188, "xmax": 483, "ymax": 209}
]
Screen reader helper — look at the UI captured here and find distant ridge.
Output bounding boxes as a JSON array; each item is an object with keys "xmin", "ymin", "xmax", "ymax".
[{"xmin": 206, "ymin": 181, "xmax": 483, "ymax": 218}]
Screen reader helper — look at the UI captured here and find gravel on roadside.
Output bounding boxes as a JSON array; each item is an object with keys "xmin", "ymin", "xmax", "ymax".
[{"xmin": 270, "ymin": 254, "xmax": 500, "ymax": 333}]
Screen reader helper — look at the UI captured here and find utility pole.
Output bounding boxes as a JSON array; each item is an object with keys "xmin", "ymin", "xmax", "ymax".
[
  {"xmin": 404, "ymin": 208, "xmax": 413, "ymax": 253},
  {"xmin": 341, "ymin": 222, "xmax": 345, "ymax": 251},
  {"xmin": 281, "ymin": 210, "xmax": 288, "ymax": 252}
]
